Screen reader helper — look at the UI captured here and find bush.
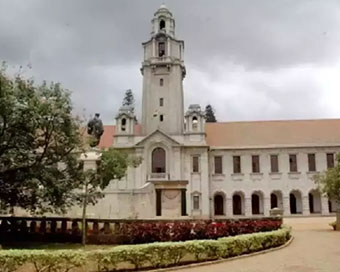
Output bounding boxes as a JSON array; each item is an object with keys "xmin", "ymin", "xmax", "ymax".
[
  {"xmin": 0, "ymin": 226, "xmax": 291, "ymax": 272},
  {"xmin": 119, "ymin": 218, "xmax": 282, "ymax": 244},
  {"xmin": 0, "ymin": 250, "xmax": 86, "ymax": 272}
]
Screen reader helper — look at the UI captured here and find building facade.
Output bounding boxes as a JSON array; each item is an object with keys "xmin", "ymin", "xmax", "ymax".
[{"xmin": 71, "ymin": 5, "xmax": 339, "ymax": 219}]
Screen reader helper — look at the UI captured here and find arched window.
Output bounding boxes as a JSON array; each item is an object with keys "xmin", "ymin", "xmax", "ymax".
[
  {"xmin": 158, "ymin": 42, "xmax": 165, "ymax": 57},
  {"xmin": 152, "ymin": 147, "xmax": 166, "ymax": 173},
  {"xmin": 214, "ymin": 194, "xmax": 224, "ymax": 215},
  {"xmin": 160, "ymin": 78, "xmax": 164, "ymax": 86},
  {"xmin": 159, "ymin": 20, "xmax": 165, "ymax": 30},
  {"xmin": 121, "ymin": 118, "xmax": 126, "ymax": 131},
  {"xmin": 192, "ymin": 116, "xmax": 198, "ymax": 130}
]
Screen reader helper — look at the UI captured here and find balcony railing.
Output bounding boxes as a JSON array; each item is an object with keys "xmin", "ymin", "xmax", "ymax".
[{"xmin": 147, "ymin": 173, "xmax": 170, "ymax": 180}]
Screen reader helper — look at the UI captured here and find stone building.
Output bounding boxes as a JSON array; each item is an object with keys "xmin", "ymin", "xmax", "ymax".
[{"xmin": 73, "ymin": 4, "xmax": 339, "ymax": 219}]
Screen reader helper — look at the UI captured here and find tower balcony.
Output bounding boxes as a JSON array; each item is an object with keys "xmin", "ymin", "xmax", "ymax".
[{"xmin": 147, "ymin": 173, "xmax": 170, "ymax": 181}]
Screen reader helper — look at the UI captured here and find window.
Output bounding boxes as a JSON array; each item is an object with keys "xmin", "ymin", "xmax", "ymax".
[
  {"xmin": 160, "ymin": 78, "xmax": 164, "ymax": 86},
  {"xmin": 192, "ymin": 116, "xmax": 198, "ymax": 130},
  {"xmin": 214, "ymin": 156, "xmax": 223, "ymax": 174},
  {"xmin": 121, "ymin": 118, "xmax": 126, "ymax": 131},
  {"xmin": 152, "ymin": 148, "xmax": 166, "ymax": 173},
  {"xmin": 289, "ymin": 154, "xmax": 298, "ymax": 172},
  {"xmin": 193, "ymin": 195, "xmax": 200, "ymax": 210},
  {"xmin": 233, "ymin": 156, "xmax": 241, "ymax": 173},
  {"xmin": 160, "ymin": 114, "xmax": 164, "ymax": 122},
  {"xmin": 192, "ymin": 156, "xmax": 199, "ymax": 173},
  {"xmin": 308, "ymin": 153, "xmax": 316, "ymax": 172},
  {"xmin": 159, "ymin": 20, "xmax": 165, "ymax": 30},
  {"xmin": 327, "ymin": 153, "xmax": 334, "ymax": 168},
  {"xmin": 159, "ymin": 98, "xmax": 164, "ymax": 106},
  {"xmin": 270, "ymin": 155, "xmax": 279, "ymax": 173},
  {"xmin": 252, "ymin": 155, "xmax": 260, "ymax": 173},
  {"xmin": 158, "ymin": 42, "xmax": 165, "ymax": 57}
]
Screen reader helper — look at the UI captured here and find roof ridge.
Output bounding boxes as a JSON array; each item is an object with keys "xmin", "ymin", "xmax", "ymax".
[{"xmin": 208, "ymin": 118, "xmax": 340, "ymax": 125}]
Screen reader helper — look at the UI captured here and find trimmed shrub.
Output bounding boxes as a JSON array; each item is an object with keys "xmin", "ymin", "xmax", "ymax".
[
  {"xmin": 0, "ymin": 226, "xmax": 291, "ymax": 272},
  {"xmin": 119, "ymin": 218, "xmax": 282, "ymax": 244},
  {"xmin": 89, "ymin": 225, "xmax": 291, "ymax": 270}
]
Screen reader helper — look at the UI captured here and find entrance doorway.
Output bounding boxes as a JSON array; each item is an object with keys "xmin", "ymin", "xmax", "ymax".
[
  {"xmin": 271, "ymin": 193, "xmax": 278, "ymax": 209},
  {"xmin": 214, "ymin": 194, "xmax": 224, "ymax": 215},
  {"xmin": 233, "ymin": 194, "xmax": 242, "ymax": 215},
  {"xmin": 252, "ymin": 194, "xmax": 260, "ymax": 214}
]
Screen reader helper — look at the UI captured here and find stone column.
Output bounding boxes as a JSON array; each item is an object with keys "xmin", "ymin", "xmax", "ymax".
[
  {"xmin": 264, "ymin": 197, "xmax": 271, "ymax": 217},
  {"xmin": 321, "ymin": 196, "xmax": 329, "ymax": 215},
  {"xmin": 283, "ymin": 196, "xmax": 290, "ymax": 216},
  {"xmin": 245, "ymin": 197, "xmax": 252, "ymax": 217},
  {"xmin": 302, "ymin": 196, "xmax": 310, "ymax": 215},
  {"xmin": 226, "ymin": 197, "xmax": 233, "ymax": 217}
]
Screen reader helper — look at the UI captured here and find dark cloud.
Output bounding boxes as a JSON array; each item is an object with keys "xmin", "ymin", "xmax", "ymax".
[{"xmin": 1, "ymin": 0, "xmax": 340, "ymax": 124}]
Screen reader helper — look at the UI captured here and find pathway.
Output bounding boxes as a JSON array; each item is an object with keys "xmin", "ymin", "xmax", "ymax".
[{"xmin": 177, "ymin": 217, "xmax": 340, "ymax": 272}]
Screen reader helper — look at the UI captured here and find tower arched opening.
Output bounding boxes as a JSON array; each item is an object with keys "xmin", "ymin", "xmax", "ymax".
[{"xmin": 152, "ymin": 147, "xmax": 166, "ymax": 173}]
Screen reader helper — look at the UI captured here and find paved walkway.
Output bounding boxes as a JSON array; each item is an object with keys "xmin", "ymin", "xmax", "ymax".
[{"xmin": 178, "ymin": 217, "xmax": 340, "ymax": 272}]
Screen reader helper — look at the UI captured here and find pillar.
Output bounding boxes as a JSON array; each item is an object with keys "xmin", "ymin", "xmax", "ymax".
[
  {"xmin": 283, "ymin": 196, "xmax": 290, "ymax": 216},
  {"xmin": 156, "ymin": 189, "xmax": 162, "ymax": 216},
  {"xmin": 321, "ymin": 196, "xmax": 329, "ymax": 215},
  {"xmin": 264, "ymin": 197, "xmax": 271, "ymax": 217},
  {"xmin": 245, "ymin": 197, "xmax": 252, "ymax": 217},
  {"xmin": 226, "ymin": 197, "xmax": 233, "ymax": 217},
  {"xmin": 302, "ymin": 195, "xmax": 310, "ymax": 215},
  {"xmin": 181, "ymin": 189, "xmax": 187, "ymax": 216}
]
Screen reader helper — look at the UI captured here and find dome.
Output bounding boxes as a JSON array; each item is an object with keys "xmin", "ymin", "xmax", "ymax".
[{"xmin": 159, "ymin": 3, "xmax": 167, "ymax": 9}]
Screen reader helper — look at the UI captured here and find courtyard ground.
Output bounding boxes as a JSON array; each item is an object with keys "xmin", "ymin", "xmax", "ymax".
[{"xmin": 177, "ymin": 216, "xmax": 340, "ymax": 272}]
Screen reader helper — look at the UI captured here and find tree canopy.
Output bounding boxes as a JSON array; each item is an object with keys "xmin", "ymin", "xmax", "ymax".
[
  {"xmin": 0, "ymin": 66, "xmax": 84, "ymax": 214},
  {"xmin": 314, "ymin": 154, "xmax": 340, "ymax": 205},
  {"xmin": 205, "ymin": 104, "xmax": 217, "ymax": 122},
  {"xmin": 122, "ymin": 89, "xmax": 135, "ymax": 112}
]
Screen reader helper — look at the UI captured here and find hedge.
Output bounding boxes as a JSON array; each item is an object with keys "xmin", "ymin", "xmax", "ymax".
[
  {"xmin": 118, "ymin": 218, "xmax": 282, "ymax": 244},
  {"xmin": 0, "ymin": 226, "xmax": 291, "ymax": 272}
]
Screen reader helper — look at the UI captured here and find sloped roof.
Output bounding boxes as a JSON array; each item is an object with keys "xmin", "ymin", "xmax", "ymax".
[
  {"xmin": 205, "ymin": 119, "xmax": 340, "ymax": 148},
  {"xmin": 97, "ymin": 119, "xmax": 340, "ymax": 149},
  {"xmin": 97, "ymin": 124, "xmax": 142, "ymax": 148}
]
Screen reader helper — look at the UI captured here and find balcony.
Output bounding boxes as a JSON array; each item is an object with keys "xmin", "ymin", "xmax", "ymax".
[{"xmin": 147, "ymin": 173, "xmax": 170, "ymax": 181}]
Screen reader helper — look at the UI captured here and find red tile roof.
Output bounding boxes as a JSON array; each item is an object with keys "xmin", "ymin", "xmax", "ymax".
[{"xmin": 98, "ymin": 119, "xmax": 340, "ymax": 148}]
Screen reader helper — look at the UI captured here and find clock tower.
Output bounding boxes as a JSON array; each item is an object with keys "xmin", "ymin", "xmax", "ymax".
[{"xmin": 141, "ymin": 4, "xmax": 186, "ymax": 135}]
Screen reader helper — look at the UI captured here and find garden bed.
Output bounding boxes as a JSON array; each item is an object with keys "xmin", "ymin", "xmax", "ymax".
[{"xmin": 0, "ymin": 225, "xmax": 291, "ymax": 272}]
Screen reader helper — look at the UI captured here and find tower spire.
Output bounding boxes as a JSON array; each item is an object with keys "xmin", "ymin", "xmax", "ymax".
[{"xmin": 141, "ymin": 6, "xmax": 185, "ymax": 135}]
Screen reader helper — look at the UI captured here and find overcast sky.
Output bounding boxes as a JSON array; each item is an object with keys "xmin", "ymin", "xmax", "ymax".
[{"xmin": 1, "ymin": 0, "xmax": 340, "ymax": 124}]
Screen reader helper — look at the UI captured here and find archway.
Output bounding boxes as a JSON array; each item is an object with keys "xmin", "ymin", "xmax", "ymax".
[
  {"xmin": 309, "ymin": 190, "xmax": 321, "ymax": 213},
  {"xmin": 328, "ymin": 199, "xmax": 337, "ymax": 213},
  {"xmin": 233, "ymin": 194, "xmax": 241, "ymax": 215},
  {"xmin": 271, "ymin": 194, "xmax": 278, "ymax": 209},
  {"xmin": 214, "ymin": 194, "xmax": 225, "ymax": 216},
  {"xmin": 152, "ymin": 147, "xmax": 166, "ymax": 173},
  {"xmin": 251, "ymin": 191, "xmax": 264, "ymax": 215},
  {"xmin": 290, "ymin": 190, "xmax": 302, "ymax": 214},
  {"xmin": 159, "ymin": 20, "xmax": 165, "ymax": 30},
  {"xmin": 270, "ymin": 191, "xmax": 283, "ymax": 211}
]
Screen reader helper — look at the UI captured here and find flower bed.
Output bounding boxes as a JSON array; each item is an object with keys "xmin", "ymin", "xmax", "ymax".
[
  {"xmin": 0, "ymin": 225, "xmax": 291, "ymax": 272},
  {"xmin": 117, "ymin": 218, "xmax": 282, "ymax": 244}
]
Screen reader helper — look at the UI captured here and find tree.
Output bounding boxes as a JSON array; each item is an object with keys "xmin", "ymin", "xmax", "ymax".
[
  {"xmin": 0, "ymin": 65, "xmax": 84, "ymax": 214},
  {"xmin": 79, "ymin": 148, "xmax": 141, "ymax": 245},
  {"xmin": 205, "ymin": 104, "xmax": 217, "ymax": 122},
  {"xmin": 314, "ymin": 154, "xmax": 340, "ymax": 230},
  {"xmin": 122, "ymin": 89, "xmax": 135, "ymax": 112}
]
